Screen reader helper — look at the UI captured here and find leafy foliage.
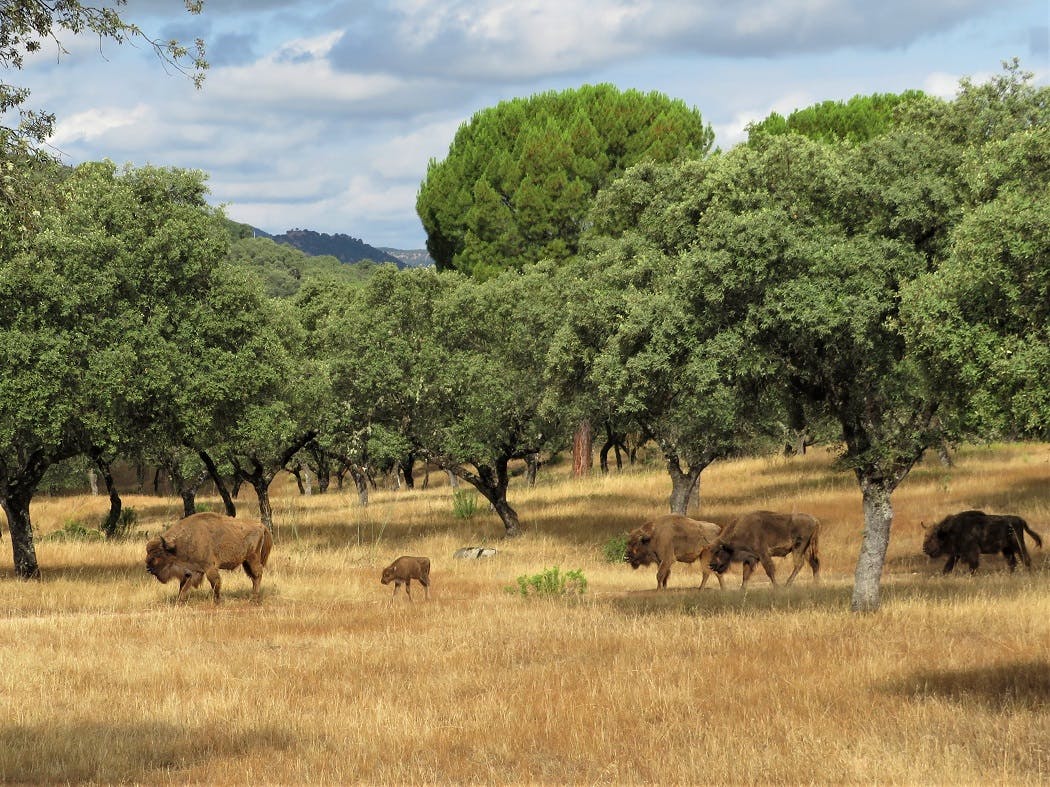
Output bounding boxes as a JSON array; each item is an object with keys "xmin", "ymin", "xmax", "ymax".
[
  {"xmin": 417, "ymin": 84, "xmax": 714, "ymax": 278},
  {"xmin": 510, "ymin": 567, "xmax": 587, "ymax": 598}
]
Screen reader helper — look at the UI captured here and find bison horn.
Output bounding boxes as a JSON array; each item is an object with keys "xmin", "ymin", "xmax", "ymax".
[{"xmin": 160, "ymin": 536, "xmax": 176, "ymax": 553}]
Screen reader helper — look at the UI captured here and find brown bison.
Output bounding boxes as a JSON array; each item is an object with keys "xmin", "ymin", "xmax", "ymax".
[
  {"xmin": 708, "ymin": 510, "xmax": 820, "ymax": 589},
  {"xmin": 145, "ymin": 512, "xmax": 272, "ymax": 604},
  {"xmin": 923, "ymin": 510, "xmax": 1043, "ymax": 574},
  {"xmin": 625, "ymin": 514, "xmax": 724, "ymax": 590},
  {"xmin": 381, "ymin": 556, "xmax": 431, "ymax": 600}
]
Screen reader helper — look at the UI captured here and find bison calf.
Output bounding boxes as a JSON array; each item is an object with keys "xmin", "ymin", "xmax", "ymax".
[
  {"xmin": 381, "ymin": 556, "xmax": 431, "ymax": 601},
  {"xmin": 145, "ymin": 512, "xmax": 272, "ymax": 604}
]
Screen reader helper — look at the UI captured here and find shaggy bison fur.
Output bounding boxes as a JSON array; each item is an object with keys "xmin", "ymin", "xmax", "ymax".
[
  {"xmin": 709, "ymin": 510, "xmax": 821, "ymax": 589},
  {"xmin": 923, "ymin": 510, "xmax": 1043, "ymax": 574},
  {"xmin": 145, "ymin": 512, "xmax": 272, "ymax": 604},
  {"xmin": 624, "ymin": 514, "xmax": 724, "ymax": 590},
  {"xmin": 382, "ymin": 556, "xmax": 431, "ymax": 600}
]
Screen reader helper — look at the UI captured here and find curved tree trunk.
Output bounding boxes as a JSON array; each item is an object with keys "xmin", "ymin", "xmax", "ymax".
[
  {"xmin": 199, "ymin": 450, "xmax": 237, "ymax": 517},
  {"xmin": 0, "ymin": 480, "xmax": 42, "ymax": 579},
  {"xmin": 95, "ymin": 456, "xmax": 123, "ymax": 538},
  {"xmin": 666, "ymin": 454, "xmax": 706, "ymax": 516},
  {"xmin": 447, "ymin": 457, "xmax": 521, "ymax": 536},
  {"xmin": 852, "ymin": 477, "xmax": 895, "ymax": 612},
  {"xmin": 349, "ymin": 465, "xmax": 369, "ymax": 507}
]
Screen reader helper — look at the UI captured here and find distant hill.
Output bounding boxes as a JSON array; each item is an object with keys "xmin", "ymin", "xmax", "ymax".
[
  {"xmin": 272, "ymin": 229, "xmax": 404, "ymax": 266},
  {"xmin": 381, "ymin": 248, "xmax": 435, "ymax": 268}
]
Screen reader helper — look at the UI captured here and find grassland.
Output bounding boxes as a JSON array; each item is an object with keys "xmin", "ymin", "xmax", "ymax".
[{"xmin": 0, "ymin": 444, "xmax": 1048, "ymax": 784}]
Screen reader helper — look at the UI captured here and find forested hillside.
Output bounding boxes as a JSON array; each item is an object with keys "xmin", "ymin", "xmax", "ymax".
[{"xmin": 272, "ymin": 228, "xmax": 404, "ymax": 266}]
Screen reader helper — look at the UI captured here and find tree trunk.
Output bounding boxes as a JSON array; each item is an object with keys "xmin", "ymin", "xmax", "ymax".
[
  {"xmin": 851, "ymin": 477, "xmax": 895, "ymax": 612},
  {"xmin": 248, "ymin": 475, "xmax": 275, "ymax": 532},
  {"xmin": 666, "ymin": 456, "xmax": 704, "ymax": 515},
  {"xmin": 349, "ymin": 465, "xmax": 369, "ymax": 507},
  {"xmin": 199, "ymin": 450, "xmax": 236, "ymax": 517},
  {"xmin": 448, "ymin": 458, "xmax": 521, "ymax": 536},
  {"xmin": 95, "ymin": 457, "xmax": 123, "ymax": 538},
  {"xmin": 87, "ymin": 468, "xmax": 99, "ymax": 496},
  {"xmin": 1, "ymin": 487, "xmax": 41, "ymax": 579},
  {"xmin": 402, "ymin": 453, "xmax": 415, "ymax": 489},
  {"xmin": 572, "ymin": 419, "xmax": 592, "ymax": 477},
  {"xmin": 525, "ymin": 452, "xmax": 540, "ymax": 487},
  {"xmin": 447, "ymin": 470, "xmax": 459, "ymax": 489}
]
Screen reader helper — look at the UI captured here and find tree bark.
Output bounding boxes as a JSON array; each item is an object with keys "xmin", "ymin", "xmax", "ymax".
[
  {"xmin": 851, "ymin": 477, "xmax": 895, "ymax": 612},
  {"xmin": 349, "ymin": 465, "xmax": 369, "ymax": 507},
  {"xmin": 94, "ymin": 455, "xmax": 123, "ymax": 538},
  {"xmin": 525, "ymin": 452, "xmax": 540, "ymax": 487},
  {"xmin": 447, "ymin": 458, "xmax": 521, "ymax": 536},
  {"xmin": 198, "ymin": 449, "xmax": 236, "ymax": 517},
  {"xmin": 0, "ymin": 476, "xmax": 42, "ymax": 579},
  {"xmin": 666, "ymin": 455, "xmax": 705, "ymax": 516},
  {"xmin": 572, "ymin": 419, "xmax": 592, "ymax": 477}
]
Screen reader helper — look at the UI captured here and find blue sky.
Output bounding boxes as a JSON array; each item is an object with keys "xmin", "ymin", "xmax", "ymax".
[{"xmin": 17, "ymin": 0, "xmax": 1050, "ymax": 249}]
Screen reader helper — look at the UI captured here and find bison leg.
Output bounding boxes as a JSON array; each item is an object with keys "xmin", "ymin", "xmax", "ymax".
[
  {"xmin": 739, "ymin": 560, "xmax": 756, "ymax": 589},
  {"xmin": 176, "ymin": 570, "xmax": 203, "ymax": 604},
  {"xmin": 1003, "ymin": 549, "xmax": 1019, "ymax": 572},
  {"xmin": 419, "ymin": 575, "xmax": 430, "ymax": 600},
  {"xmin": 243, "ymin": 559, "xmax": 264, "ymax": 602},
  {"xmin": 759, "ymin": 553, "xmax": 778, "ymax": 587},
  {"xmin": 206, "ymin": 568, "xmax": 222, "ymax": 604},
  {"xmin": 656, "ymin": 561, "xmax": 673, "ymax": 589},
  {"xmin": 404, "ymin": 579, "xmax": 413, "ymax": 602},
  {"xmin": 942, "ymin": 555, "xmax": 957, "ymax": 574}
]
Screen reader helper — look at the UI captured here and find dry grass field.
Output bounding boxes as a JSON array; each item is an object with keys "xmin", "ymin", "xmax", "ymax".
[{"xmin": 1, "ymin": 443, "xmax": 1048, "ymax": 784}]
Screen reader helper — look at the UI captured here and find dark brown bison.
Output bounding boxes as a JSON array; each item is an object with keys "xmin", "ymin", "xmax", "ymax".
[
  {"xmin": 625, "ymin": 514, "xmax": 724, "ymax": 590},
  {"xmin": 923, "ymin": 510, "xmax": 1043, "ymax": 574},
  {"xmin": 145, "ymin": 512, "xmax": 272, "ymax": 604},
  {"xmin": 708, "ymin": 510, "xmax": 820, "ymax": 589},
  {"xmin": 382, "ymin": 555, "xmax": 431, "ymax": 600}
]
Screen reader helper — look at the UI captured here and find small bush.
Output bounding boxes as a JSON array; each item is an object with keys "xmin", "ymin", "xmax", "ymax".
[
  {"xmin": 452, "ymin": 489, "xmax": 479, "ymax": 519},
  {"xmin": 100, "ymin": 506, "xmax": 138, "ymax": 539},
  {"xmin": 603, "ymin": 534, "xmax": 628, "ymax": 563},
  {"xmin": 42, "ymin": 520, "xmax": 105, "ymax": 542},
  {"xmin": 509, "ymin": 566, "xmax": 587, "ymax": 598}
]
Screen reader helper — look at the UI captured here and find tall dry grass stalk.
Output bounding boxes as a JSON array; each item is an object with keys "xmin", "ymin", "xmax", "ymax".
[{"xmin": 0, "ymin": 444, "xmax": 1048, "ymax": 783}]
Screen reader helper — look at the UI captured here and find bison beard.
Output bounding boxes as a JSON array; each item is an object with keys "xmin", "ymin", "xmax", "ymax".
[
  {"xmin": 923, "ymin": 510, "xmax": 1043, "ymax": 574},
  {"xmin": 145, "ymin": 512, "xmax": 272, "ymax": 604}
]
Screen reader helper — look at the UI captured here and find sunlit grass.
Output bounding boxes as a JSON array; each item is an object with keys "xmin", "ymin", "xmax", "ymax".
[{"xmin": 1, "ymin": 444, "xmax": 1048, "ymax": 783}]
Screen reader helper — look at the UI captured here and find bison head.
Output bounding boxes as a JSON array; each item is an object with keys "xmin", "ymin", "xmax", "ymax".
[
  {"xmin": 709, "ymin": 544, "xmax": 733, "ymax": 574},
  {"xmin": 624, "ymin": 528, "xmax": 656, "ymax": 569},
  {"xmin": 380, "ymin": 566, "xmax": 396, "ymax": 585},
  {"xmin": 145, "ymin": 535, "xmax": 180, "ymax": 584},
  {"xmin": 922, "ymin": 519, "xmax": 950, "ymax": 558}
]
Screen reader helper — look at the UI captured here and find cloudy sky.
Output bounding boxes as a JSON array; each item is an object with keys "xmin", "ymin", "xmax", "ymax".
[{"xmin": 17, "ymin": 0, "xmax": 1050, "ymax": 249}]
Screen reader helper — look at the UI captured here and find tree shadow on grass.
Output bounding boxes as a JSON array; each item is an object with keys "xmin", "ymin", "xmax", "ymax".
[
  {"xmin": 603, "ymin": 571, "xmax": 1048, "ymax": 618},
  {"xmin": 0, "ymin": 720, "xmax": 294, "ymax": 783},
  {"xmin": 886, "ymin": 661, "xmax": 1050, "ymax": 711}
]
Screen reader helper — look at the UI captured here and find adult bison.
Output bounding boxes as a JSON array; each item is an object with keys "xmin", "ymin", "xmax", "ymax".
[
  {"xmin": 708, "ymin": 510, "xmax": 820, "ymax": 589},
  {"xmin": 145, "ymin": 512, "xmax": 272, "ymax": 604},
  {"xmin": 624, "ymin": 514, "xmax": 724, "ymax": 590},
  {"xmin": 923, "ymin": 510, "xmax": 1043, "ymax": 574}
]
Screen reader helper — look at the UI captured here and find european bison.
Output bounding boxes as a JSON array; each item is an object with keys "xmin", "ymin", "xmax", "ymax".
[
  {"xmin": 709, "ymin": 510, "xmax": 821, "ymax": 589},
  {"xmin": 624, "ymin": 514, "xmax": 724, "ymax": 590},
  {"xmin": 923, "ymin": 510, "xmax": 1043, "ymax": 574},
  {"xmin": 145, "ymin": 512, "xmax": 272, "ymax": 604},
  {"xmin": 381, "ymin": 556, "xmax": 431, "ymax": 600}
]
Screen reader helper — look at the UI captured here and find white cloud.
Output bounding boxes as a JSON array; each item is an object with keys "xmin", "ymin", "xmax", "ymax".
[{"xmin": 49, "ymin": 104, "xmax": 153, "ymax": 148}]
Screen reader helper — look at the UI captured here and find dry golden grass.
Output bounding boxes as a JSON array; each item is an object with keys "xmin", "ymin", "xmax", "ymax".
[{"xmin": 1, "ymin": 444, "xmax": 1048, "ymax": 784}]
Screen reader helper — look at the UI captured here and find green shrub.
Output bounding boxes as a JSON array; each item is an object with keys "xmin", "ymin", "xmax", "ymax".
[
  {"xmin": 451, "ymin": 489, "xmax": 479, "ymax": 519},
  {"xmin": 509, "ymin": 566, "xmax": 587, "ymax": 598},
  {"xmin": 42, "ymin": 519, "xmax": 105, "ymax": 542},
  {"xmin": 602, "ymin": 534, "xmax": 628, "ymax": 563}
]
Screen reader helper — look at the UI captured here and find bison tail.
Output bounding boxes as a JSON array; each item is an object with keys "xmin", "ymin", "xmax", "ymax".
[
  {"xmin": 1025, "ymin": 522, "xmax": 1043, "ymax": 549},
  {"xmin": 260, "ymin": 528, "xmax": 274, "ymax": 566}
]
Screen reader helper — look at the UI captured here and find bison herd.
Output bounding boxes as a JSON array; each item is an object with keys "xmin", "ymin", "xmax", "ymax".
[{"xmin": 143, "ymin": 507, "xmax": 1043, "ymax": 604}]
